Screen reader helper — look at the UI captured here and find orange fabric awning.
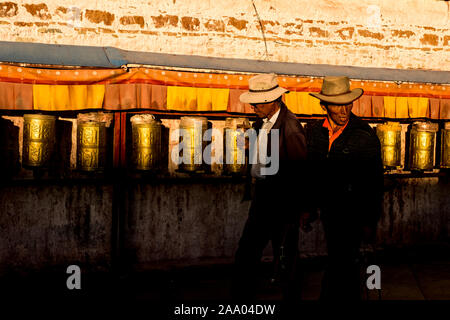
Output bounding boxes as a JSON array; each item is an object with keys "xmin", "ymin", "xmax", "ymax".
[
  {"xmin": 33, "ymin": 84, "xmax": 105, "ymax": 111},
  {"xmin": 0, "ymin": 64, "xmax": 449, "ymax": 119},
  {"xmin": 0, "ymin": 81, "xmax": 33, "ymax": 109},
  {"xmin": 1, "ymin": 64, "xmax": 449, "ymax": 96}
]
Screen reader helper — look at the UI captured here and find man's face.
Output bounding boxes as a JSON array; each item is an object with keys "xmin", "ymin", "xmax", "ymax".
[
  {"xmin": 324, "ymin": 103, "xmax": 353, "ymax": 126},
  {"xmin": 251, "ymin": 101, "xmax": 278, "ymax": 119}
]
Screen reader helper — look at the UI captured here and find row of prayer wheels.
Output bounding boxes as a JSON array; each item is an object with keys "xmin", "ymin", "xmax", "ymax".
[
  {"xmin": 22, "ymin": 114, "xmax": 108, "ymax": 171},
  {"xmin": 376, "ymin": 121, "xmax": 450, "ymax": 171},
  {"xmin": 174, "ymin": 116, "xmax": 251, "ymax": 174},
  {"xmin": 21, "ymin": 114, "xmax": 252, "ymax": 174},
  {"xmin": 20, "ymin": 114, "xmax": 450, "ymax": 173}
]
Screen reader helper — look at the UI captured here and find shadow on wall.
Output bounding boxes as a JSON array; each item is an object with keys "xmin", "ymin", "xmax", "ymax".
[
  {"xmin": 0, "ymin": 177, "xmax": 448, "ymax": 275},
  {"xmin": 379, "ymin": 176, "xmax": 449, "ymax": 246},
  {"xmin": 0, "ymin": 184, "xmax": 114, "ymax": 276}
]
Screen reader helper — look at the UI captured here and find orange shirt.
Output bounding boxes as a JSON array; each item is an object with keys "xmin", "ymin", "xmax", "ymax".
[{"xmin": 323, "ymin": 117, "xmax": 348, "ymax": 151}]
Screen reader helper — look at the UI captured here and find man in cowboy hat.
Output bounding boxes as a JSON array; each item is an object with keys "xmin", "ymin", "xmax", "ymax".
[
  {"xmin": 231, "ymin": 73, "xmax": 308, "ymax": 301},
  {"xmin": 307, "ymin": 76, "xmax": 384, "ymax": 300}
]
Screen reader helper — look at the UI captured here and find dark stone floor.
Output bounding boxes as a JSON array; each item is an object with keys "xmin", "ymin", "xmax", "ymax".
[{"xmin": 1, "ymin": 245, "xmax": 449, "ymax": 308}]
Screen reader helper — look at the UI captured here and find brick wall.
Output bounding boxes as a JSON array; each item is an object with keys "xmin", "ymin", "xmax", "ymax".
[{"xmin": 0, "ymin": 0, "xmax": 449, "ymax": 71}]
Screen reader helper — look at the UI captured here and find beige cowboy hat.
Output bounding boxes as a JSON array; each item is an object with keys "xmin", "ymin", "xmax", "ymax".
[
  {"xmin": 309, "ymin": 76, "xmax": 363, "ymax": 105},
  {"xmin": 240, "ymin": 73, "xmax": 289, "ymax": 104}
]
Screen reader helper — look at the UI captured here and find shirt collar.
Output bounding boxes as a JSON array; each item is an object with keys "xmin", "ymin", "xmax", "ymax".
[
  {"xmin": 264, "ymin": 107, "xmax": 281, "ymax": 124},
  {"xmin": 323, "ymin": 116, "xmax": 349, "ymax": 139},
  {"xmin": 322, "ymin": 116, "xmax": 349, "ymax": 131}
]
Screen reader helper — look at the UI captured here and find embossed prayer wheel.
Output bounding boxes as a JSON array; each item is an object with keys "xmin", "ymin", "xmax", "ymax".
[
  {"xmin": 77, "ymin": 120, "xmax": 106, "ymax": 171},
  {"xmin": 131, "ymin": 115, "xmax": 162, "ymax": 171},
  {"xmin": 409, "ymin": 121, "xmax": 438, "ymax": 171},
  {"xmin": 22, "ymin": 114, "xmax": 56, "ymax": 167},
  {"xmin": 376, "ymin": 122, "xmax": 402, "ymax": 169},
  {"xmin": 178, "ymin": 116, "xmax": 208, "ymax": 173},
  {"xmin": 223, "ymin": 117, "xmax": 251, "ymax": 175},
  {"xmin": 441, "ymin": 122, "xmax": 450, "ymax": 168}
]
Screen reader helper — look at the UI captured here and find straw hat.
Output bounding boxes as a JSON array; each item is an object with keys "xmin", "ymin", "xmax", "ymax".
[
  {"xmin": 309, "ymin": 76, "xmax": 363, "ymax": 105},
  {"xmin": 240, "ymin": 73, "xmax": 289, "ymax": 104}
]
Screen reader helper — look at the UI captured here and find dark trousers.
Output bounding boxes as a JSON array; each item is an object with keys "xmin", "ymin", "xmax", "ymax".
[
  {"xmin": 320, "ymin": 214, "xmax": 363, "ymax": 301},
  {"xmin": 231, "ymin": 181, "xmax": 300, "ymax": 301}
]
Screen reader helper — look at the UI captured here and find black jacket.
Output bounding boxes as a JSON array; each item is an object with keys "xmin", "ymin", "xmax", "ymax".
[
  {"xmin": 243, "ymin": 102, "xmax": 308, "ymax": 215},
  {"xmin": 306, "ymin": 113, "xmax": 383, "ymax": 227}
]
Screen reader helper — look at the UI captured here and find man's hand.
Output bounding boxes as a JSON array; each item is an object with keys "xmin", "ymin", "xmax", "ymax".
[{"xmin": 299, "ymin": 212, "xmax": 312, "ymax": 232}]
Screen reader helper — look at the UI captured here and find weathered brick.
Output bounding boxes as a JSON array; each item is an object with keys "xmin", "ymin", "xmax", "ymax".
[
  {"xmin": 38, "ymin": 27, "xmax": 61, "ymax": 33},
  {"xmin": 118, "ymin": 29, "xmax": 139, "ymax": 34},
  {"xmin": 85, "ymin": 9, "xmax": 114, "ymax": 26},
  {"xmin": 151, "ymin": 15, "xmax": 178, "ymax": 28},
  {"xmin": 420, "ymin": 33, "xmax": 439, "ymax": 46},
  {"xmin": 0, "ymin": 2, "xmax": 17, "ymax": 17},
  {"xmin": 261, "ymin": 20, "xmax": 279, "ymax": 27},
  {"xmin": 120, "ymin": 16, "xmax": 144, "ymax": 28},
  {"xmin": 23, "ymin": 3, "xmax": 51, "ymax": 19},
  {"xmin": 309, "ymin": 26, "xmax": 328, "ymax": 37},
  {"xmin": 227, "ymin": 17, "xmax": 247, "ymax": 30},
  {"xmin": 204, "ymin": 19, "xmax": 225, "ymax": 32},
  {"xmin": 181, "ymin": 16, "xmax": 200, "ymax": 31},
  {"xmin": 391, "ymin": 30, "xmax": 415, "ymax": 38},
  {"xmin": 336, "ymin": 27, "xmax": 354, "ymax": 40},
  {"xmin": 358, "ymin": 29, "xmax": 384, "ymax": 40},
  {"xmin": 14, "ymin": 21, "xmax": 33, "ymax": 27},
  {"xmin": 55, "ymin": 6, "xmax": 67, "ymax": 14},
  {"xmin": 444, "ymin": 36, "xmax": 450, "ymax": 46},
  {"xmin": 99, "ymin": 27, "xmax": 115, "ymax": 34},
  {"xmin": 285, "ymin": 29, "xmax": 302, "ymax": 36}
]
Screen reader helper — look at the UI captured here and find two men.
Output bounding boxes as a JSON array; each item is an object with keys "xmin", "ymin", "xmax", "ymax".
[
  {"xmin": 232, "ymin": 74, "xmax": 383, "ymax": 301},
  {"xmin": 231, "ymin": 73, "xmax": 308, "ymax": 300}
]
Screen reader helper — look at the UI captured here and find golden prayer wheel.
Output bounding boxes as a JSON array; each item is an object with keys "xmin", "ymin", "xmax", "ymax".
[
  {"xmin": 178, "ymin": 116, "xmax": 208, "ymax": 173},
  {"xmin": 376, "ymin": 122, "xmax": 402, "ymax": 169},
  {"xmin": 223, "ymin": 117, "xmax": 251, "ymax": 175},
  {"xmin": 409, "ymin": 121, "xmax": 438, "ymax": 171},
  {"xmin": 77, "ymin": 120, "xmax": 107, "ymax": 171},
  {"xmin": 131, "ymin": 115, "xmax": 162, "ymax": 171},
  {"xmin": 440, "ymin": 122, "xmax": 450, "ymax": 168},
  {"xmin": 22, "ymin": 114, "xmax": 56, "ymax": 167}
]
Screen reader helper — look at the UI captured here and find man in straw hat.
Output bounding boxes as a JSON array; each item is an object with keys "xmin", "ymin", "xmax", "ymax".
[
  {"xmin": 231, "ymin": 73, "xmax": 309, "ymax": 301},
  {"xmin": 307, "ymin": 76, "xmax": 384, "ymax": 300}
]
